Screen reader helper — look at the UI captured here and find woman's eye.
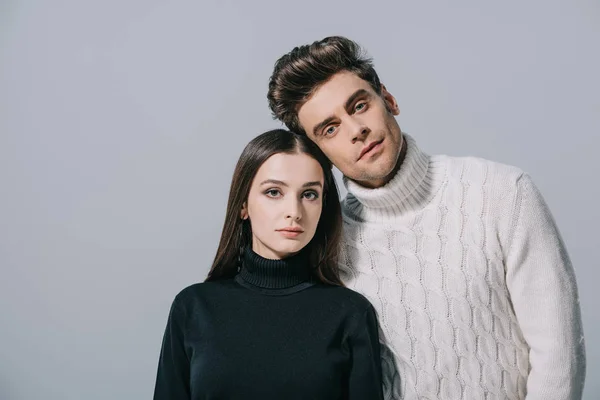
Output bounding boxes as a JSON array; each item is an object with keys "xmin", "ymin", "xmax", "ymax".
[
  {"xmin": 303, "ymin": 191, "xmax": 319, "ymax": 200},
  {"xmin": 265, "ymin": 189, "xmax": 281, "ymax": 198},
  {"xmin": 355, "ymin": 102, "xmax": 366, "ymax": 111}
]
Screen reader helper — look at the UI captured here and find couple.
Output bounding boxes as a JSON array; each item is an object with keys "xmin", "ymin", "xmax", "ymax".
[{"xmin": 154, "ymin": 36, "xmax": 585, "ymax": 399}]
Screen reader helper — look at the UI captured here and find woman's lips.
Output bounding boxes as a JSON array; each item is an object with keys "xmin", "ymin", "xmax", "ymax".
[{"xmin": 277, "ymin": 228, "xmax": 304, "ymax": 238}]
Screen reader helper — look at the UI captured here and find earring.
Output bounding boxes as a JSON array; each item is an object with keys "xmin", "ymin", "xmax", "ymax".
[{"xmin": 237, "ymin": 221, "xmax": 245, "ymax": 272}]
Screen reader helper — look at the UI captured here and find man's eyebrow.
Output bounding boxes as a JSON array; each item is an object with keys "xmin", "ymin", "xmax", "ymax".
[
  {"xmin": 313, "ymin": 116, "xmax": 336, "ymax": 137},
  {"xmin": 260, "ymin": 179, "xmax": 288, "ymax": 186},
  {"xmin": 311, "ymin": 89, "xmax": 371, "ymax": 136},
  {"xmin": 344, "ymin": 89, "xmax": 370, "ymax": 112}
]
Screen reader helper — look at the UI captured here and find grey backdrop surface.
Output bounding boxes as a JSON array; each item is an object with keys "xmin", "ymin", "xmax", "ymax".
[{"xmin": 1, "ymin": 0, "xmax": 598, "ymax": 398}]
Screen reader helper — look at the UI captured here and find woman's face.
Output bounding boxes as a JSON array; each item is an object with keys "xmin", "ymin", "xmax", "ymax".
[{"xmin": 241, "ymin": 152, "xmax": 325, "ymax": 260}]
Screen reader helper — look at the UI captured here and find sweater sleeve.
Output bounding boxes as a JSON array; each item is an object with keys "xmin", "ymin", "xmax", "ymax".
[
  {"xmin": 504, "ymin": 173, "xmax": 585, "ymax": 399},
  {"xmin": 153, "ymin": 297, "xmax": 190, "ymax": 400},
  {"xmin": 346, "ymin": 304, "xmax": 385, "ymax": 400}
]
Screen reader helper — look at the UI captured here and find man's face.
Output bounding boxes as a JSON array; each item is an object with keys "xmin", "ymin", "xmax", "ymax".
[{"xmin": 297, "ymin": 71, "xmax": 403, "ymax": 188}]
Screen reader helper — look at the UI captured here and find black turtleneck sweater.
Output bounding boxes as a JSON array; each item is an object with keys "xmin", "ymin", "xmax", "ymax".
[{"xmin": 153, "ymin": 248, "xmax": 383, "ymax": 400}]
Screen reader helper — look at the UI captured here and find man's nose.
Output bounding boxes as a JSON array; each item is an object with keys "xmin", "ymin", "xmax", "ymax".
[{"xmin": 348, "ymin": 117, "xmax": 370, "ymax": 143}]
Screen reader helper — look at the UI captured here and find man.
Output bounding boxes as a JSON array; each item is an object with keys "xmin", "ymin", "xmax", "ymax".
[{"xmin": 267, "ymin": 36, "xmax": 585, "ymax": 399}]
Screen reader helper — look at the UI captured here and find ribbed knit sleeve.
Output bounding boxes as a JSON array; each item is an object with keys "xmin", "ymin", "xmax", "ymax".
[
  {"xmin": 504, "ymin": 173, "xmax": 585, "ymax": 399},
  {"xmin": 154, "ymin": 297, "xmax": 190, "ymax": 400},
  {"xmin": 345, "ymin": 304, "xmax": 385, "ymax": 400}
]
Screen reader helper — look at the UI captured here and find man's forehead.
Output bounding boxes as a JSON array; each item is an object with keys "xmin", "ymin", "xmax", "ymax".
[
  {"xmin": 314, "ymin": 72, "xmax": 370, "ymax": 103},
  {"xmin": 299, "ymin": 72, "xmax": 372, "ymax": 119}
]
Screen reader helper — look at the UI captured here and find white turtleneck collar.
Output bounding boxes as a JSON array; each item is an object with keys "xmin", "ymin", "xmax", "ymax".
[{"xmin": 342, "ymin": 133, "xmax": 444, "ymax": 222}]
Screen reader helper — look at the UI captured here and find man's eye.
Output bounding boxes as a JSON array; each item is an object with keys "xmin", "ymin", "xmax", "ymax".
[{"xmin": 325, "ymin": 126, "xmax": 336, "ymax": 135}]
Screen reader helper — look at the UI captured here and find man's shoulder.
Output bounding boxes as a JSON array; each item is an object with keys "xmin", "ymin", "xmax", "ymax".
[
  {"xmin": 431, "ymin": 154, "xmax": 532, "ymax": 203},
  {"xmin": 434, "ymin": 154, "xmax": 525, "ymax": 184}
]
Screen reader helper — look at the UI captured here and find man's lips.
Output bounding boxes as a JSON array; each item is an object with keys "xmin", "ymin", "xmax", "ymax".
[{"xmin": 358, "ymin": 139, "xmax": 384, "ymax": 160}]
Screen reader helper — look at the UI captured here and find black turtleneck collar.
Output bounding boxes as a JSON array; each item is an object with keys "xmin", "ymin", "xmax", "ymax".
[{"xmin": 235, "ymin": 247, "xmax": 314, "ymax": 294}]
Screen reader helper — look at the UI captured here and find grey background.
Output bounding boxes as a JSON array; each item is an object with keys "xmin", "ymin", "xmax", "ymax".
[{"xmin": 1, "ymin": 0, "xmax": 598, "ymax": 398}]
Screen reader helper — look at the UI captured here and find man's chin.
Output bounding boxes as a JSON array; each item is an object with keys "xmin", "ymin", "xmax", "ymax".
[{"xmin": 349, "ymin": 163, "xmax": 398, "ymax": 188}]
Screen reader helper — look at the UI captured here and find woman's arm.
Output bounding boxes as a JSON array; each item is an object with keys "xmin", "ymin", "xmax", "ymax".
[
  {"xmin": 153, "ymin": 297, "xmax": 190, "ymax": 400},
  {"xmin": 347, "ymin": 304, "xmax": 385, "ymax": 400}
]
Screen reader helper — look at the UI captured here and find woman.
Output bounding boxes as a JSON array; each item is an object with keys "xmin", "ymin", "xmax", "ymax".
[{"xmin": 153, "ymin": 129, "xmax": 383, "ymax": 399}]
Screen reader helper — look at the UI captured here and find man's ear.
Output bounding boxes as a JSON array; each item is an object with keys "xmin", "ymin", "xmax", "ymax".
[{"xmin": 381, "ymin": 84, "xmax": 400, "ymax": 115}]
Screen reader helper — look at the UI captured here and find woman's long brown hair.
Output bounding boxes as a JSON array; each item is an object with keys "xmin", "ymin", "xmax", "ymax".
[{"xmin": 205, "ymin": 129, "xmax": 343, "ymax": 286}]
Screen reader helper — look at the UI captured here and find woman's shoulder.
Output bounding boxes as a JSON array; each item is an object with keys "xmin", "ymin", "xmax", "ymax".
[
  {"xmin": 171, "ymin": 279, "xmax": 236, "ymax": 306},
  {"xmin": 310, "ymin": 283, "xmax": 376, "ymax": 314}
]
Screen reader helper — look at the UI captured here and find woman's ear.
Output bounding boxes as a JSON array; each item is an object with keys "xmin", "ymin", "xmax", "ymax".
[{"xmin": 240, "ymin": 203, "xmax": 248, "ymax": 220}]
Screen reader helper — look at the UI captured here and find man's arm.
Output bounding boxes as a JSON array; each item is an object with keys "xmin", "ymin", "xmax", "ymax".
[{"xmin": 505, "ymin": 173, "xmax": 585, "ymax": 399}]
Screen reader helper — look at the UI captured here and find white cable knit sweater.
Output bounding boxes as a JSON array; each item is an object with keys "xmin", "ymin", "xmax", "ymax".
[{"xmin": 339, "ymin": 134, "xmax": 585, "ymax": 400}]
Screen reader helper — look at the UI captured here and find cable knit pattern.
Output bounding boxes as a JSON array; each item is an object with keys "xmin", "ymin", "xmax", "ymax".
[{"xmin": 340, "ymin": 134, "xmax": 585, "ymax": 400}]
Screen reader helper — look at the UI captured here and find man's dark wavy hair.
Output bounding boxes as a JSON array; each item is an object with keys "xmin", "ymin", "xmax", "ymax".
[{"xmin": 267, "ymin": 36, "xmax": 382, "ymax": 135}]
